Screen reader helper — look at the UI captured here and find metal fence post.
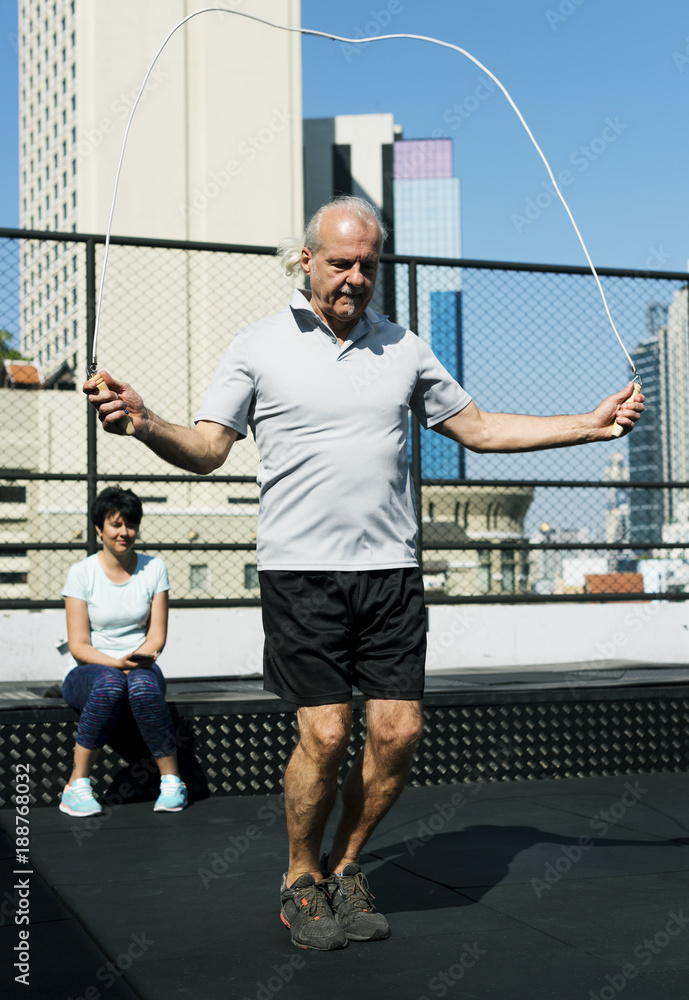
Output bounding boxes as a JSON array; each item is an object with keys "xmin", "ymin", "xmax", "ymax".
[
  {"xmin": 408, "ymin": 260, "xmax": 423, "ymax": 559},
  {"xmin": 85, "ymin": 238, "xmax": 98, "ymax": 555}
]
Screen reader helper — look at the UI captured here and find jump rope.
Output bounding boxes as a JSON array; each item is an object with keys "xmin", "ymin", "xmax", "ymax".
[{"xmin": 88, "ymin": 7, "xmax": 642, "ymax": 436}]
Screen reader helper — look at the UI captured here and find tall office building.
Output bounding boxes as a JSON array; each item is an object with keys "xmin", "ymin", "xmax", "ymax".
[
  {"xmin": 303, "ymin": 113, "xmax": 396, "ymax": 316},
  {"xmin": 391, "ymin": 138, "xmax": 463, "ymax": 479},
  {"xmin": 303, "ymin": 119, "xmax": 464, "ymax": 477},
  {"xmin": 659, "ymin": 285, "xmax": 689, "ymax": 539},
  {"xmin": 628, "ymin": 288, "xmax": 689, "ymax": 552},
  {"xmin": 18, "ymin": 0, "xmax": 303, "ymax": 382},
  {"xmin": 628, "ymin": 304, "xmax": 666, "ymax": 544}
]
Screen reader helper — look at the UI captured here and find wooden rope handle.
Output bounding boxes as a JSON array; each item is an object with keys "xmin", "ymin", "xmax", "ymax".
[
  {"xmin": 610, "ymin": 381, "xmax": 642, "ymax": 439},
  {"xmin": 93, "ymin": 373, "xmax": 135, "ymax": 436}
]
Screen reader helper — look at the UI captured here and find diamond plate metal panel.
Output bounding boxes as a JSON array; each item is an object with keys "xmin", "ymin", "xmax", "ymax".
[{"xmin": 3, "ymin": 695, "xmax": 689, "ymax": 807}]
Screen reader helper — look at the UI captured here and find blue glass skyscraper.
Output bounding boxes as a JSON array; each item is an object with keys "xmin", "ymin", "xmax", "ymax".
[{"xmin": 392, "ymin": 139, "xmax": 463, "ymax": 478}]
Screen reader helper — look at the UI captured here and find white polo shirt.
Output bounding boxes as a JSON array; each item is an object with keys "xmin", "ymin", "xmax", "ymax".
[{"xmin": 196, "ymin": 289, "xmax": 471, "ymax": 571}]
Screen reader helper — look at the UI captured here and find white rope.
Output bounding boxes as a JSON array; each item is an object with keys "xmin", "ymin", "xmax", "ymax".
[{"xmin": 90, "ymin": 7, "xmax": 637, "ymax": 377}]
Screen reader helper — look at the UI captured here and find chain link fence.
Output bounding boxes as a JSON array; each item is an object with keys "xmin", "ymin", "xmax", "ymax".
[{"xmin": 1, "ymin": 228, "xmax": 687, "ymax": 607}]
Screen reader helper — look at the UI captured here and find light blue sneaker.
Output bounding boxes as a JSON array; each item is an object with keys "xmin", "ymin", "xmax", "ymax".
[
  {"xmin": 59, "ymin": 777, "xmax": 103, "ymax": 817},
  {"xmin": 154, "ymin": 775, "xmax": 188, "ymax": 812}
]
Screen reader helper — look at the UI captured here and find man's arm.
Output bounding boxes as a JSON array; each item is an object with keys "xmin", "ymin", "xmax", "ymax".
[
  {"xmin": 434, "ymin": 382, "xmax": 644, "ymax": 453},
  {"xmin": 83, "ymin": 370, "xmax": 239, "ymax": 474}
]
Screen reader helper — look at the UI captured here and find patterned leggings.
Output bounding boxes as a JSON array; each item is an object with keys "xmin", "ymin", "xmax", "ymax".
[{"xmin": 62, "ymin": 663, "xmax": 177, "ymax": 758}]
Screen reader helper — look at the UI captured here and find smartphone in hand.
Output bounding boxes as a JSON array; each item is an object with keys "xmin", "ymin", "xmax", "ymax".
[{"xmin": 129, "ymin": 653, "xmax": 156, "ymax": 668}]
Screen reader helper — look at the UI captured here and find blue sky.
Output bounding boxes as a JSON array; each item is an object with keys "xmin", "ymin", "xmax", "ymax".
[
  {"xmin": 1, "ymin": 1, "xmax": 687, "ymax": 271},
  {"xmin": 300, "ymin": 0, "xmax": 688, "ymax": 271}
]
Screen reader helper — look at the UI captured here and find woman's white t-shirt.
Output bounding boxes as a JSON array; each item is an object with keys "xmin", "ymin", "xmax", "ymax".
[{"xmin": 61, "ymin": 553, "xmax": 169, "ymax": 678}]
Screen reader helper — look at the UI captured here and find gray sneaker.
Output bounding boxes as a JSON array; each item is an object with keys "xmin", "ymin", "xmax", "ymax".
[
  {"xmin": 320, "ymin": 856, "xmax": 390, "ymax": 942},
  {"xmin": 280, "ymin": 873, "xmax": 348, "ymax": 951}
]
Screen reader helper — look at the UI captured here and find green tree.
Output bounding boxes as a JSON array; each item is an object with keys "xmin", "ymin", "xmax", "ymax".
[{"xmin": 0, "ymin": 329, "xmax": 26, "ymax": 361}]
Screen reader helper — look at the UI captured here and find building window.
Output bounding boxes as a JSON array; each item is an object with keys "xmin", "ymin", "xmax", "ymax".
[
  {"xmin": 519, "ymin": 552, "xmax": 529, "ymax": 594},
  {"xmin": 500, "ymin": 550, "xmax": 515, "ymax": 594},
  {"xmin": 478, "ymin": 550, "xmax": 491, "ymax": 594},
  {"xmin": 0, "ymin": 573, "xmax": 29, "ymax": 585},
  {"xmin": 0, "ymin": 486, "xmax": 27, "ymax": 503},
  {"xmin": 190, "ymin": 564, "xmax": 209, "ymax": 592},
  {"xmin": 244, "ymin": 564, "xmax": 259, "ymax": 590}
]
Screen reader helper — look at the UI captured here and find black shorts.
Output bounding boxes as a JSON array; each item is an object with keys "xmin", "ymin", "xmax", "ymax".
[{"xmin": 259, "ymin": 568, "xmax": 426, "ymax": 706}]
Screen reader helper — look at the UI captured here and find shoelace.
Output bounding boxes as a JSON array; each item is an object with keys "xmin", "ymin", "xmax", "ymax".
[
  {"xmin": 333, "ymin": 871, "xmax": 375, "ymax": 910},
  {"xmin": 298, "ymin": 881, "xmax": 331, "ymax": 918},
  {"xmin": 70, "ymin": 782, "xmax": 95, "ymax": 801},
  {"xmin": 159, "ymin": 781, "xmax": 184, "ymax": 799}
]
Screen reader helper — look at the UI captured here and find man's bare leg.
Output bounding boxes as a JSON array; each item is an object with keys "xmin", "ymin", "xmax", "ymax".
[
  {"xmin": 284, "ymin": 702, "xmax": 352, "ymax": 886},
  {"xmin": 327, "ymin": 698, "xmax": 423, "ymax": 872}
]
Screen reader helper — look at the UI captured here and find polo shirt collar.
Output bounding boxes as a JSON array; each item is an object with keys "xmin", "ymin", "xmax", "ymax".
[{"xmin": 289, "ymin": 288, "xmax": 387, "ymax": 346}]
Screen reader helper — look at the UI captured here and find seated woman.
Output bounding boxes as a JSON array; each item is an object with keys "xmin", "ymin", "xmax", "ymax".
[{"xmin": 60, "ymin": 486, "xmax": 186, "ymax": 816}]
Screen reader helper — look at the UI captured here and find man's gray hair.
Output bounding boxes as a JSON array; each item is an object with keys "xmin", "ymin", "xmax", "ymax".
[{"xmin": 276, "ymin": 196, "xmax": 388, "ymax": 276}]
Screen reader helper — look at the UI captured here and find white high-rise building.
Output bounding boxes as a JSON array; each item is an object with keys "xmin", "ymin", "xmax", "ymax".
[
  {"xmin": 18, "ymin": 0, "xmax": 303, "ymax": 379},
  {"xmin": 660, "ymin": 284, "xmax": 689, "ymax": 542}
]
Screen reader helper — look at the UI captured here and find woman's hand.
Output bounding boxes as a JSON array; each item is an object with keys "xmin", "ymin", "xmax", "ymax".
[{"xmin": 117, "ymin": 655, "xmax": 140, "ymax": 674}]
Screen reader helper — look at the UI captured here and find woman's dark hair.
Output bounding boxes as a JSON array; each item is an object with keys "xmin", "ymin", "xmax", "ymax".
[{"xmin": 90, "ymin": 486, "xmax": 143, "ymax": 530}]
